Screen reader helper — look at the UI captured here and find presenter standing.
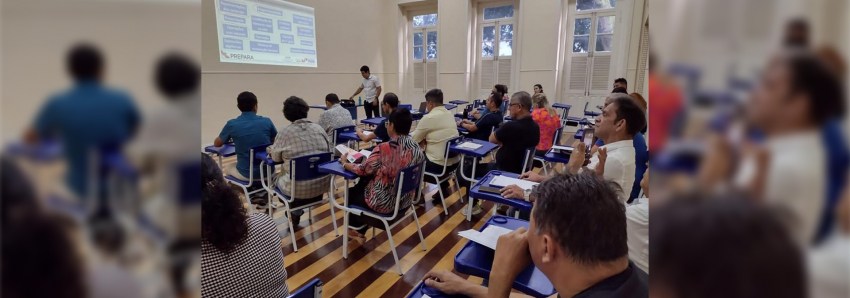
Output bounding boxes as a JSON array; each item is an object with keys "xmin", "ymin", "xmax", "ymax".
[{"xmin": 349, "ymin": 65, "xmax": 382, "ymax": 118}]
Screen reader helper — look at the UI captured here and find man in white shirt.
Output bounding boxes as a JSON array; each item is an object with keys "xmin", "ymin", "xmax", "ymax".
[
  {"xmin": 626, "ymin": 167, "xmax": 649, "ymax": 273},
  {"xmin": 349, "ymin": 65, "xmax": 382, "ymax": 119}
]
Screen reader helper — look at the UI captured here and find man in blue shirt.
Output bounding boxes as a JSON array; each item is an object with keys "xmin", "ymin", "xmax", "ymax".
[
  {"xmin": 26, "ymin": 44, "xmax": 140, "ymax": 198},
  {"xmin": 214, "ymin": 91, "xmax": 278, "ymax": 181}
]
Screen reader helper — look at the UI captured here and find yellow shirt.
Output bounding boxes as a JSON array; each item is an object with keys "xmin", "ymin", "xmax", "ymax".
[{"xmin": 412, "ymin": 105, "xmax": 460, "ymax": 166}]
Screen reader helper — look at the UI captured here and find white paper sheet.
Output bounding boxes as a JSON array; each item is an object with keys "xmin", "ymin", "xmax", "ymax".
[
  {"xmin": 362, "ymin": 130, "xmax": 374, "ymax": 136},
  {"xmin": 551, "ymin": 145, "xmax": 573, "ymax": 152},
  {"xmin": 456, "ymin": 142, "xmax": 483, "ymax": 150},
  {"xmin": 458, "ymin": 225, "xmax": 515, "ymax": 250},
  {"xmin": 490, "ymin": 175, "xmax": 539, "ymax": 191}
]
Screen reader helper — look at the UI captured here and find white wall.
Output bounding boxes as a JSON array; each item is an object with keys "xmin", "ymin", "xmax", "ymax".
[{"xmin": 516, "ymin": 0, "xmax": 562, "ymax": 99}]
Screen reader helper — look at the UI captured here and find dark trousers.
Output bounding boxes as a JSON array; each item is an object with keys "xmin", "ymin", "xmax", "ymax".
[
  {"xmin": 364, "ymin": 101, "xmax": 380, "ymax": 119},
  {"xmin": 347, "ymin": 175, "xmax": 374, "ymax": 234},
  {"xmin": 458, "ymin": 161, "xmax": 498, "ymax": 206},
  {"xmin": 288, "ymin": 194, "xmax": 325, "ymax": 216},
  {"xmin": 424, "ymin": 158, "xmax": 459, "ymax": 195}
]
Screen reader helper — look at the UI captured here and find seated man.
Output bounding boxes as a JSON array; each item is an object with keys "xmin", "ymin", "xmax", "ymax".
[
  {"xmin": 626, "ymin": 167, "xmax": 649, "ymax": 274},
  {"xmin": 338, "ymin": 109, "xmax": 425, "ymax": 239},
  {"xmin": 594, "ymin": 93, "xmax": 649, "ymax": 201},
  {"xmin": 26, "ymin": 44, "xmax": 141, "ymax": 199},
  {"xmin": 459, "ymin": 91, "xmax": 539, "ymax": 216},
  {"xmin": 457, "ymin": 91, "xmax": 503, "ymax": 141},
  {"xmin": 214, "ymin": 91, "xmax": 278, "ymax": 182},
  {"xmin": 267, "ymin": 96, "xmax": 333, "ymax": 224},
  {"xmin": 470, "ymin": 84, "xmax": 509, "ymax": 120},
  {"xmin": 356, "ymin": 92, "xmax": 399, "ymax": 143},
  {"xmin": 412, "ymin": 89, "xmax": 461, "ymax": 206},
  {"xmin": 424, "ymin": 172, "xmax": 648, "ymax": 297},
  {"xmin": 318, "ymin": 93, "xmax": 354, "ymax": 135}
]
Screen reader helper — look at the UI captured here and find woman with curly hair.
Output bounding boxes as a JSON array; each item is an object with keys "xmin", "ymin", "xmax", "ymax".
[{"xmin": 200, "ymin": 153, "xmax": 289, "ymax": 297}]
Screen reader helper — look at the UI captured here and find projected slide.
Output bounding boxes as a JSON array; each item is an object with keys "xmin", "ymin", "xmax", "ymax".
[{"xmin": 214, "ymin": 0, "xmax": 317, "ymax": 67}]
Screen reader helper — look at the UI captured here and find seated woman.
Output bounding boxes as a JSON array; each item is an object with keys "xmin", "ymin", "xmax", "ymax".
[
  {"xmin": 338, "ymin": 109, "xmax": 425, "ymax": 239},
  {"xmin": 531, "ymin": 93, "xmax": 561, "ymax": 159},
  {"xmin": 200, "ymin": 154, "xmax": 289, "ymax": 297}
]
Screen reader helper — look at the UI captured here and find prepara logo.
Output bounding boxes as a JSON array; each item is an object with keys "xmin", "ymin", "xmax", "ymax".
[{"xmin": 221, "ymin": 50, "xmax": 254, "ymax": 60}]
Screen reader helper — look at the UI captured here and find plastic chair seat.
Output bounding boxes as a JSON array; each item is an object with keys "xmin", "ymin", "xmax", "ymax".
[{"xmin": 224, "ymin": 175, "xmax": 252, "ymax": 186}]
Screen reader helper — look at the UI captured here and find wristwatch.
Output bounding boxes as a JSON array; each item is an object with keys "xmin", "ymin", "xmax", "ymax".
[{"xmin": 523, "ymin": 186, "xmax": 534, "ymax": 201}]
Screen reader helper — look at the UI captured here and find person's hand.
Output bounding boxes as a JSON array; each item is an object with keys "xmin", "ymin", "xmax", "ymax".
[
  {"xmin": 349, "ymin": 96, "xmax": 354, "ymax": 100},
  {"xmin": 356, "ymin": 127, "xmax": 363, "ymax": 135},
  {"xmin": 519, "ymin": 171, "xmax": 545, "ymax": 182},
  {"xmin": 340, "ymin": 153, "xmax": 349, "ymax": 165},
  {"xmin": 568, "ymin": 140, "xmax": 587, "ymax": 174},
  {"xmin": 422, "ymin": 270, "xmax": 476, "ymax": 295},
  {"xmin": 373, "ymin": 100, "xmax": 379, "ymax": 106},
  {"xmin": 594, "ymin": 147, "xmax": 607, "ymax": 178},
  {"xmin": 490, "ymin": 227, "xmax": 532, "ymax": 285},
  {"xmin": 500, "ymin": 184, "xmax": 525, "ymax": 200},
  {"xmin": 456, "ymin": 120, "xmax": 463, "ymax": 127}
]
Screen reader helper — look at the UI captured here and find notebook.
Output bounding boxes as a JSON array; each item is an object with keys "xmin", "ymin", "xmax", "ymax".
[
  {"xmin": 456, "ymin": 142, "xmax": 482, "ymax": 150},
  {"xmin": 458, "ymin": 225, "xmax": 514, "ymax": 250},
  {"xmin": 335, "ymin": 145, "xmax": 371, "ymax": 163},
  {"xmin": 551, "ymin": 145, "xmax": 573, "ymax": 154},
  {"xmin": 479, "ymin": 175, "xmax": 539, "ymax": 195}
]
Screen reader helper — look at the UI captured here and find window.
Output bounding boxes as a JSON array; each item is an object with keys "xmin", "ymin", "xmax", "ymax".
[
  {"xmin": 499, "ymin": 24, "xmax": 513, "ymax": 56},
  {"xmin": 482, "ymin": 26, "xmax": 495, "ymax": 57},
  {"xmin": 595, "ymin": 16, "xmax": 615, "ymax": 51},
  {"xmin": 576, "ymin": 0, "xmax": 616, "ymax": 11},
  {"xmin": 413, "ymin": 13, "xmax": 438, "ymax": 27},
  {"xmin": 413, "ymin": 32, "xmax": 423, "ymax": 59},
  {"xmin": 484, "ymin": 5, "xmax": 514, "ymax": 20},
  {"xmin": 573, "ymin": 18, "xmax": 591, "ymax": 53},
  {"xmin": 426, "ymin": 31, "xmax": 438, "ymax": 59}
]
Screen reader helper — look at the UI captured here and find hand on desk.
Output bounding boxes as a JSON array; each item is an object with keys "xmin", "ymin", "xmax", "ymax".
[
  {"xmin": 501, "ymin": 184, "xmax": 525, "ymax": 200},
  {"xmin": 423, "ymin": 271, "xmax": 483, "ymax": 296},
  {"xmin": 519, "ymin": 171, "xmax": 545, "ymax": 183}
]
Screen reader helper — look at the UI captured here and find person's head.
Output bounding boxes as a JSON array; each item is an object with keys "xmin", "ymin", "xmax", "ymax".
[
  {"xmin": 67, "ymin": 43, "xmax": 104, "ymax": 81},
  {"xmin": 508, "ymin": 91, "xmax": 532, "ymax": 118},
  {"xmin": 533, "ymin": 84, "xmax": 543, "ymax": 94},
  {"xmin": 382, "ymin": 92, "xmax": 399, "ymax": 114},
  {"xmin": 325, "ymin": 93, "xmax": 340, "ymax": 108},
  {"xmin": 493, "ymin": 84, "xmax": 508, "ymax": 95},
  {"xmin": 629, "ymin": 92, "xmax": 648, "ymax": 111},
  {"xmin": 597, "ymin": 93, "xmax": 646, "ymax": 141},
  {"xmin": 651, "ymin": 195, "xmax": 804, "ymax": 298},
  {"xmin": 201, "ymin": 153, "xmax": 248, "ymax": 253},
  {"xmin": 531, "ymin": 92, "xmax": 557, "ymax": 116},
  {"xmin": 283, "ymin": 96, "xmax": 309, "ymax": 122},
  {"xmin": 424, "ymin": 88, "xmax": 444, "ymax": 111},
  {"xmin": 784, "ymin": 18, "xmax": 809, "ymax": 48},
  {"xmin": 613, "ymin": 78, "xmax": 627, "ymax": 90},
  {"xmin": 748, "ymin": 52, "xmax": 844, "ymax": 135},
  {"xmin": 488, "ymin": 91, "xmax": 504, "ymax": 111},
  {"xmin": 1, "ymin": 157, "xmax": 39, "ymax": 225},
  {"xmin": 612, "ymin": 87, "xmax": 628, "ymax": 95},
  {"xmin": 360, "ymin": 65, "xmax": 371, "ymax": 79},
  {"xmin": 529, "ymin": 172, "xmax": 628, "ymax": 277},
  {"xmin": 155, "ymin": 52, "xmax": 199, "ymax": 99},
  {"xmin": 386, "ymin": 108, "xmax": 413, "ymax": 138},
  {"xmin": 237, "ymin": 91, "xmax": 258, "ymax": 112}
]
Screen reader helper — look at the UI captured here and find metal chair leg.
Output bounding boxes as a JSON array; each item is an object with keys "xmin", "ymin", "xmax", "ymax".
[
  {"xmin": 436, "ymin": 187, "xmax": 448, "ymax": 215},
  {"xmin": 413, "ymin": 212, "xmax": 427, "ymax": 251},
  {"xmin": 384, "ymin": 220, "xmax": 403, "ymax": 275}
]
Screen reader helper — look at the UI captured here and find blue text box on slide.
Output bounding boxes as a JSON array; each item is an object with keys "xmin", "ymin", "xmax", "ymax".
[
  {"xmin": 250, "ymin": 41, "xmax": 280, "ymax": 53},
  {"xmin": 223, "ymin": 24, "xmax": 248, "ymax": 37},
  {"xmin": 300, "ymin": 40, "xmax": 313, "ymax": 46},
  {"xmin": 257, "ymin": 5, "xmax": 283, "ymax": 16},
  {"xmin": 291, "ymin": 48, "xmax": 315, "ymax": 55},
  {"xmin": 292, "ymin": 14, "xmax": 314, "ymax": 26},
  {"xmin": 254, "ymin": 34, "xmax": 270, "ymax": 41},
  {"xmin": 219, "ymin": 0, "xmax": 247, "ymax": 15},
  {"xmin": 223, "ymin": 38, "xmax": 243, "ymax": 50},
  {"xmin": 277, "ymin": 20, "xmax": 291, "ymax": 31},
  {"xmin": 251, "ymin": 16, "xmax": 273, "ymax": 33},
  {"xmin": 280, "ymin": 34, "xmax": 294, "ymax": 44},
  {"xmin": 223, "ymin": 14, "xmax": 245, "ymax": 24},
  {"xmin": 297, "ymin": 27, "xmax": 314, "ymax": 38}
]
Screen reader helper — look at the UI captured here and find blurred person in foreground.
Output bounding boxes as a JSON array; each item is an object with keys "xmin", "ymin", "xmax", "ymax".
[
  {"xmin": 24, "ymin": 43, "xmax": 141, "ymax": 200},
  {"xmin": 423, "ymin": 172, "xmax": 648, "ymax": 297},
  {"xmin": 808, "ymin": 178, "xmax": 850, "ymax": 298},
  {"xmin": 652, "ymin": 195, "xmax": 805, "ymax": 298},
  {"xmin": 201, "ymin": 154, "xmax": 290, "ymax": 297},
  {"xmin": 647, "ymin": 53, "xmax": 684, "ymax": 156},
  {"xmin": 626, "ymin": 167, "xmax": 649, "ymax": 274},
  {"xmin": 700, "ymin": 51, "xmax": 845, "ymax": 246}
]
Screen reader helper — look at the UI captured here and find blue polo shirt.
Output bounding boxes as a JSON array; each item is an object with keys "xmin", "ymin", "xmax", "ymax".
[
  {"xmin": 218, "ymin": 111, "xmax": 277, "ymax": 179},
  {"xmin": 34, "ymin": 80, "xmax": 140, "ymax": 197}
]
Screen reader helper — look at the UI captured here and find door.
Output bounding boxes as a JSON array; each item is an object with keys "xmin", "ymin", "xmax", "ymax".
[
  {"xmin": 410, "ymin": 12, "xmax": 438, "ymax": 97},
  {"xmin": 477, "ymin": 3, "xmax": 516, "ymax": 100}
]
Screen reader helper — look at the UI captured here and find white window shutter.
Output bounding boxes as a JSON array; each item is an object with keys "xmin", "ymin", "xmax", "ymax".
[
  {"xmin": 480, "ymin": 60, "xmax": 496, "ymax": 93},
  {"xmin": 497, "ymin": 58, "xmax": 512, "ymax": 87},
  {"xmin": 426, "ymin": 61, "xmax": 438, "ymax": 89},
  {"xmin": 567, "ymin": 56, "xmax": 589, "ymax": 94},
  {"xmin": 413, "ymin": 63, "xmax": 425, "ymax": 90},
  {"xmin": 589, "ymin": 55, "xmax": 611, "ymax": 93},
  {"xmin": 635, "ymin": 24, "xmax": 649, "ymax": 94}
]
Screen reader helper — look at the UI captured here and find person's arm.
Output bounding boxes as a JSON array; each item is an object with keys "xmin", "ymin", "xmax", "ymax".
[
  {"xmin": 268, "ymin": 119, "xmax": 278, "ymax": 142},
  {"xmin": 374, "ymin": 86, "xmax": 382, "ymax": 105},
  {"xmin": 350, "ymin": 86, "xmax": 364, "ymax": 100},
  {"xmin": 566, "ymin": 140, "xmax": 587, "ymax": 174},
  {"xmin": 461, "ymin": 121, "xmax": 479, "ymax": 132},
  {"xmin": 491, "ymin": 123, "xmax": 506, "ymax": 145},
  {"xmin": 356, "ymin": 127, "xmax": 377, "ymax": 142},
  {"xmin": 412, "ymin": 116, "xmax": 430, "ymax": 145},
  {"xmin": 422, "ymin": 271, "xmax": 490, "ymax": 298},
  {"xmin": 215, "ymin": 122, "xmax": 231, "ymax": 148},
  {"xmin": 214, "ymin": 137, "xmax": 225, "ymax": 148},
  {"xmin": 489, "ymin": 131, "xmax": 500, "ymax": 145},
  {"xmin": 27, "ymin": 98, "xmax": 57, "ymax": 145},
  {"xmin": 347, "ymin": 146, "xmax": 381, "ymax": 176}
]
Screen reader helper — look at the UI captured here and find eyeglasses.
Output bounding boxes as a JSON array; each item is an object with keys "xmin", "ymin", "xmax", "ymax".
[{"xmin": 509, "ymin": 103, "xmax": 520, "ymax": 108}]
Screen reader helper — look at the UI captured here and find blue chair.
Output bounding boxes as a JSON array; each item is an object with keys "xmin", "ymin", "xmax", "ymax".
[
  {"xmin": 332, "ymin": 161, "xmax": 428, "ymax": 275},
  {"xmin": 332, "ymin": 125, "xmax": 357, "ymax": 148},
  {"xmin": 817, "ymin": 119, "xmax": 850, "ymax": 243},
  {"xmin": 583, "ymin": 102, "xmax": 600, "ymax": 117},
  {"xmin": 287, "ymin": 278, "xmax": 323, "ymax": 298},
  {"xmin": 422, "ymin": 136, "xmax": 464, "ymax": 214},
  {"xmin": 344, "ymin": 105, "xmax": 358, "ymax": 122},
  {"xmin": 224, "ymin": 143, "xmax": 272, "ymax": 214},
  {"xmin": 5, "ymin": 139, "xmax": 63, "ymax": 162},
  {"xmin": 535, "ymin": 126, "xmax": 565, "ymax": 176},
  {"xmin": 521, "ymin": 147, "xmax": 537, "ymax": 174},
  {"xmin": 399, "ymin": 104, "xmax": 413, "ymax": 111},
  {"xmin": 271, "ymin": 152, "xmax": 338, "ymax": 252}
]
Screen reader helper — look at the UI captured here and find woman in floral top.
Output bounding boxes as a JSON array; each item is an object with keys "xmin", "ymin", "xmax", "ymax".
[
  {"xmin": 339, "ymin": 109, "xmax": 425, "ymax": 238},
  {"xmin": 531, "ymin": 93, "xmax": 562, "ymax": 157}
]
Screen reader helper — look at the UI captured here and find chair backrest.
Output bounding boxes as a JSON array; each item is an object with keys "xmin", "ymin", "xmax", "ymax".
[
  {"xmin": 343, "ymin": 105, "xmax": 358, "ymax": 120},
  {"xmin": 552, "ymin": 126, "xmax": 565, "ymax": 147},
  {"xmin": 287, "ymin": 278, "xmax": 323, "ymax": 298},
  {"xmin": 177, "ymin": 161, "xmax": 201, "ymax": 205},
  {"xmin": 388, "ymin": 161, "xmax": 425, "ymax": 217},
  {"xmin": 332, "ymin": 126, "xmax": 357, "ymax": 145},
  {"xmin": 521, "ymin": 147, "xmax": 536, "ymax": 173},
  {"xmin": 399, "ymin": 104, "xmax": 413, "ymax": 111},
  {"xmin": 583, "ymin": 102, "xmax": 589, "ymax": 112},
  {"xmin": 290, "ymin": 152, "xmax": 333, "ymax": 181},
  {"xmin": 248, "ymin": 143, "xmax": 272, "ymax": 166}
]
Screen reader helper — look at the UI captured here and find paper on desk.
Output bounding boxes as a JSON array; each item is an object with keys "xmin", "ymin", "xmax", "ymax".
[
  {"xmin": 422, "ymin": 295, "xmax": 432, "ymax": 298},
  {"xmin": 456, "ymin": 142, "xmax": 483, "ymax": 150},
  {"xmin": 362, "ymin": 130, "xmax": 374, "ymax": 136},
  {"xmin": 458, "ymin": 225, "xmax": 515, "ymax": 250},
  {"xmin": 551, "ymin": 145, "xmax": 573, "ymax": 152},
  {"xmin": 490, "ymin": 175, "xmax": 539, "ymax": 191}
]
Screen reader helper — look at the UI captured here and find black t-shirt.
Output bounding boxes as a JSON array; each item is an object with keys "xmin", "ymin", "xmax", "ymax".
[
  {"xmin": 467, "ymin": 110, "xmax": 503, "ymax": 141},
  {"xmin": 373, "ymin": 118, "xmax": 389, "ymax": 141},
  {"xmin": 494, "ymin": 115, "xmax": 539, "ymax": 174},
  {"xmin": 568, "ymin": 262, "xmax": 648, "ymax": 298}
]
